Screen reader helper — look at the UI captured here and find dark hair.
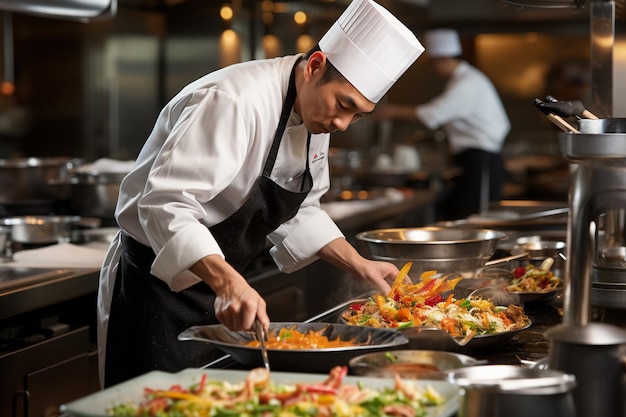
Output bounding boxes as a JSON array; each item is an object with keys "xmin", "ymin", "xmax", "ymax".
[{"xmin": 305, "ymin": 44, "xmax": 346, "ymax": 85}]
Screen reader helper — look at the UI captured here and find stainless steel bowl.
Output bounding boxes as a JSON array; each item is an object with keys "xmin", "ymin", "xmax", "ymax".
[
  {"xmin": 356, "ymin": 227, "xmax": 507, "ymax": 274},
  {"xmin": 349, "ymin": 349, "xmax": 479, "ymax": 379}
]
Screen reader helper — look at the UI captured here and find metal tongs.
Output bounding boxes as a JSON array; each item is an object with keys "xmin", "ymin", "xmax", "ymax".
[
  {"xmin": 255, "ymin": 319, "xmax": 270, "ymax": 371},
  {"xmin": 533, "ymin": 95, "xmax": 600, "ymax": 134}
]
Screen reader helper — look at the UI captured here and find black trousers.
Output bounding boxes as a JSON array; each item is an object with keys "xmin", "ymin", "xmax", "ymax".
[{"xmin": 444, "ymin": 148, "xmax": 504, "ymax": 220}]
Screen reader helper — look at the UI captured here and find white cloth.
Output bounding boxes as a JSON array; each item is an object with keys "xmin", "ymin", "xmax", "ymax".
[
  {"xmin": 415, "ymin": 61, "xmax": 510, "ymax": 155},
  {"xmin": 96, "ymin": 55, "xmax": 345, "ymax": 385},
  {"xmin": 10, "ymin": 243, "xmax": 107, "ymax": 268}
]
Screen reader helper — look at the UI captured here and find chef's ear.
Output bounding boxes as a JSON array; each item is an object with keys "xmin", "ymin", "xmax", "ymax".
[{"xmin": 304, "ymin": 50, "xmax": 327, "ymax": 81}]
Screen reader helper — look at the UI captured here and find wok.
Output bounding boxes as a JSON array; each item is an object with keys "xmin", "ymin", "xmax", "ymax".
[
  {"xmin": 178, "ymin": 322, "xmax": 409, "ymax": 373},
  {"xmin": 356, "ymin": 227, "xmax": 508, "ymax": 275}
]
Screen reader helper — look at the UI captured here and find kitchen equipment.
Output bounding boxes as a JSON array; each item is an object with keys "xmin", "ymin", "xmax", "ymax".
[
  {"xmin": 255, "ymin": 320, "xmax": 270, "ymax": 371},
  {"xmin": 546, "ymin": 323, "xmax": 626, "ymax": 417},
  {"xmin": 349, "ymin": 349, "xmax": 480, "ymax": 379},
  {"xmin": 0, "ymin": 226, "xmax": 10, "ymax": 259},
  {"xmin": 178, "ymin": 322, "xmax": 409, "ymax": 373},
  {"xmin": 533, "ymin": 98, "xmax": 580, "ymax": 133},
  {"xmin": 340, "ymin": 299, "xmax": 532, "ymax": 351},
  {"xmin": 61, "ymin": 368, "xmax": 461, "ymax": 417},
  {"xmin": 49, "ymin": 171, "xmax": 125, "ymax": 221},
  {"xmin": 448, "ymin": 365, "xmax": 576, "ymax": 417},
  {"xmin": 1, "ymin": 215, "xmax": 101, "ymax": 244},
  {"xmin": 549, "ymin": 119, "xmax": 626, "ymax": 417},
  {"xmin": 355, "ymin": 227, "xmax": 507, "ymax": 275},
  {"xmin": 0, "ymin": 157, "xmax": 79, "ymax": 203}
]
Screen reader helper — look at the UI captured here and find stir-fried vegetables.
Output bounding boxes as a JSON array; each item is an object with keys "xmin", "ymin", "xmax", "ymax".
[
  {"xmin": 507, "ymin": 262, "xmax": 562, "ymax": 293},
  {"xmin": 108, "ymin": 366, "xmax": 446, "ymax": 417},
  {"xmin": 244, "ymin": 327, "xmax": 360, "ymax": 349},
  {"xmin": 343, "ymin": 264, "xmax": 530, "ymax": 337}
]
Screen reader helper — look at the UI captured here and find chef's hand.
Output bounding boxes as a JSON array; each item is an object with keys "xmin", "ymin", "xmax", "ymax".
[
  {"xmin": 191, "ymin": 254, "xmax": 270, "ymax": 332},
  {"xmin": 317, "ymin": 237, "xmax": 398, "ymax": 294}
]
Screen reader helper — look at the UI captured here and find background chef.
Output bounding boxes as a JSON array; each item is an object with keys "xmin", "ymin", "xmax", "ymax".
[
  {"xmin": 374, "ymin": 28, "xmax": 510, "ymax": 220},
  {"xmin": 97, "ymin": 0, "xmax": 424, "ymax": 388}
]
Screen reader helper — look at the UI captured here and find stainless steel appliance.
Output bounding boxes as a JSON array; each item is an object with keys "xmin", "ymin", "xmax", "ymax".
[{"xmin": 545, "ymin": 120, "xmax": 626, "ymax": 417}]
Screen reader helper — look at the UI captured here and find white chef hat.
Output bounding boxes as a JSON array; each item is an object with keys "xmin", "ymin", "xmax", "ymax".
[
  {"xmin": 424, "ymin": 29, "xmax": 462, "ymax": 58},
  {"xmin": 318, "ymin": 0, "xmax": 424, "ymax": 103}
]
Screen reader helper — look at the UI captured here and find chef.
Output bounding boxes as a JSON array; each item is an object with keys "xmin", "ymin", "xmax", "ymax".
[
  {"xmin": 374, "ymin": 29, "xmax": 510, "ymax": 219},
  {"xmin": 97, "ymin": 0, "xmax": 424, "ymax": 388}
]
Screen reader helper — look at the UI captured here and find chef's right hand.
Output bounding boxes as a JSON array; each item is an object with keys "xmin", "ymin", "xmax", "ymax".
[{"xmin": 191, "ymin": 254, "xmax": 270, "ymax": 332}]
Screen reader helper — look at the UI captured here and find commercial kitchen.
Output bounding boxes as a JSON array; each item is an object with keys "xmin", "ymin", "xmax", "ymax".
[{"xmin": 1, "ymin": 0, "xmax": 626, "ymax": 416}]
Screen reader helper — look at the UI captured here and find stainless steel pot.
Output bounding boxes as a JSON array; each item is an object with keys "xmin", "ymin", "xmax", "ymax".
[
  {"xmin": 449, "ymin": 365, "xmax": 577, "ymax": 417},
  {"xmin": 0, "ymin": 157, "xmax": 79, "ymax": 203},
  {"xmin": 355, "ymin": 227, "xmax": 507, "ymax": 275},
  {"xmin": 546, "ymin": 323, "xmax": 626, "ymax": 417},
  {"xmin": 1, "ymin": 215, "xmax": 101, "ymax": 244},
  {"xmin": 49, "ymin": 171, "xmax": 125, "ymax": 219}
]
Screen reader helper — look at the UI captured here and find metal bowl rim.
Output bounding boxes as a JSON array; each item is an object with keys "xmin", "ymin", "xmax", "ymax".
[{"xmin": 356, "ymin": 227, "xmax": 507, "ymax": 244}]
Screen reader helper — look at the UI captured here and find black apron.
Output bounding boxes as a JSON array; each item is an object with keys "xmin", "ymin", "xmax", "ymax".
[{"xmin": 104, "ymin": 60, "xmax": 312, "ymax": 387}]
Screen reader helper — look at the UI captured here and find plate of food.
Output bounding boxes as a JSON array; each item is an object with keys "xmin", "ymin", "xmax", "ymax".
[
  {"xmin": 454, "ymin": 259, "xmax": 563, "ymax": 305},
  {"xmin": 62, "ymin": 367, "xmax": 460, "ymax": 417},
  {"xmin": 340, "ymin": 263, "xmax": 531, "ymax": 350},
  {"xmin": 178, "ymin": 322, "xmax": 409, "ymax": 373}
]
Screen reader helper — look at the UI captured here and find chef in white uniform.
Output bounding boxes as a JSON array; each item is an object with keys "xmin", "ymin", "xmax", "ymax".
[
  {"xmin": 374, "ymin": 28, "xmax": 510, "ymax": 219},
  {"xmin": 97, "ymin": 0, "xmax": 424, "ymax": 387}
]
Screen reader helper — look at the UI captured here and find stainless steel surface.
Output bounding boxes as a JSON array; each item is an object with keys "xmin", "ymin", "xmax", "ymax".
[
  {"xmin": 0, "ymin": 215, "xmax": 98, "ymax": 244},
  {"xmin": 356, "ymin": 227, "xmax": 506, "ymax": 275},
  {"xmin": 0, "ymin": 157, "xmax": 77, "ymax": 203},
  {"xmin": 0, "ymin": 0, "xmax": 117, "ymax": 21},
  {"xmin": 255, "ymin": 320, "xmax": 270, "ymax": 371},
  {"xmin": 349, "ymin": 350, "xmax": 479, "ymax": 379},
  {"xmin": 449, "ymin": 365, "xmax": 577, "ymax": 417},
  {"xmin": 554, "ymin": 128, "xmax": 626, "ymax": 417},
  {"xmin": 578, "ymin": 118, "xmax": 626, "ymax": 133},
  {"xmin": 178, "ymin": 322, "xmax": 409, "ymax": 373},
  {"xmin": 546, "ymin": 322, "xmax": 626, "ymax": 417},
  {"xmin": 590, "ymin": 0, "xmax": 615, "ymax": 118}
]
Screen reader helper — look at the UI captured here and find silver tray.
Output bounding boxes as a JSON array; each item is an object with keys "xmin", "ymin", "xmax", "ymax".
[
  {"xmin": 61, "ymin": 368, "xmax": 460, "ymax": 417},
  {"xmin": 178, "ymin": 322, "xmax": 409, "ymax": 373}
]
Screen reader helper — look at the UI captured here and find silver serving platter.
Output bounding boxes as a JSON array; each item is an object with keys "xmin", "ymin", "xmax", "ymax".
[
  {"xmin": 61, "ymin": 368, "xmax": 460, "ymax": 417},
  {"xmin": 178, "ymin": 322, "xmax": 409, "ymax": 373}
]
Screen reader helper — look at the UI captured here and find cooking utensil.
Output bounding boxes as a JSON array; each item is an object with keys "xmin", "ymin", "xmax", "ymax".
[
  {"xmin": 339, "ymin": 299, "xmax": 532, "ymax": 351},
  {"xmin": 533, "ymin": 98, "xmax": 580, "ymax": 133},
  {"xmin": 178, "ymin": 322, "xmax": 409, "ymax": 373},
  {"xmin": 61, "ymin": 368, "xmax": 462, "ymax": 417},
  {"xmin": 255, "ymin": 320, "xmax": 270, "ymax": 371},
  {"xmin": 356, "ymin": 227, "xmax": 507, "ymax": 276},
  {"xmin": 0, "ymin": 157, "xmax": 80, "ymax": 203},
  {"xmin": 546, "ymin": 322, "xmax": 626, "ymax": 417},
  {"xmin": 349, "ymin": 349, "xmax": 481, "ymax": 379},
  {"xmin": 448, "ymin": 365, "xmax": 577, "ymax": 417},
  {"xmin": 1, "ymin": 215, "xmax": 101, "ymax": 244},
  {"xmin": 544, "ymin": 95, "xmax": 599, "ymax": 119}
]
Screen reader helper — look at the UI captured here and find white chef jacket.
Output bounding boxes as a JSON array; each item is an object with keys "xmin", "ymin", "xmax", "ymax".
[
  {"xmin": 415, "ymin": 61, "xmax": 510, "ymax": 155},
  {"xmin": 96, "ymin": 54, "xmax": 344, "ymax": 382}
]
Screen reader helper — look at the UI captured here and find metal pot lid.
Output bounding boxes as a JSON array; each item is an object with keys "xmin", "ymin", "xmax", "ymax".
[
  {"xmin": 545, "ymin": 322, "xmax": 626, "ymax": 346},
  {"xmin": 448, "ymin": 365, "xmax": 576, "ymax": 394}
]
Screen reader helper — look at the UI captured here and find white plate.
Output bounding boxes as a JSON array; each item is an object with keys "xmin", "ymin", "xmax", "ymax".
[{"xmin": 61, "ymin": 368, "xmax": 460, "ymax": 417}]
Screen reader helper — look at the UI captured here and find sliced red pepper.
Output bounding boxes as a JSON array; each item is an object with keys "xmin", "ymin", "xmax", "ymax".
[
  {"xmin": 424, "ymin": 294, "xmax": 443, "ymax": 306},
  {"xmin": 513, "ymin": 267, "xmax": 527, "ymax": 278},
  {"xmin": 349, "ymin": 302, "xmax": 363, "ymax": 311},
  {"xmin": 297, "ymin": 384, "xmax": 338, "ymax": 395}
]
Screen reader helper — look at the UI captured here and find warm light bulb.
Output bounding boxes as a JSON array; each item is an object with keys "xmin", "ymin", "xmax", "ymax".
[
  {"xmin": 1, "ymin": 81, "xmax": 15, "ymax": 96},
  {"xmin": 220, "ymin": 4, "xmax": 233, "ymax": 21},
  {"xmin": 294, "ymin": 11, "xmax": 307, "ymax": 25}
]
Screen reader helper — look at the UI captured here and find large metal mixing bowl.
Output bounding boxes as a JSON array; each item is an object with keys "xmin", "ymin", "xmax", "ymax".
[{"xmin": 356, "ymin": 227, "xmax": 507, "ymax": 274}]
